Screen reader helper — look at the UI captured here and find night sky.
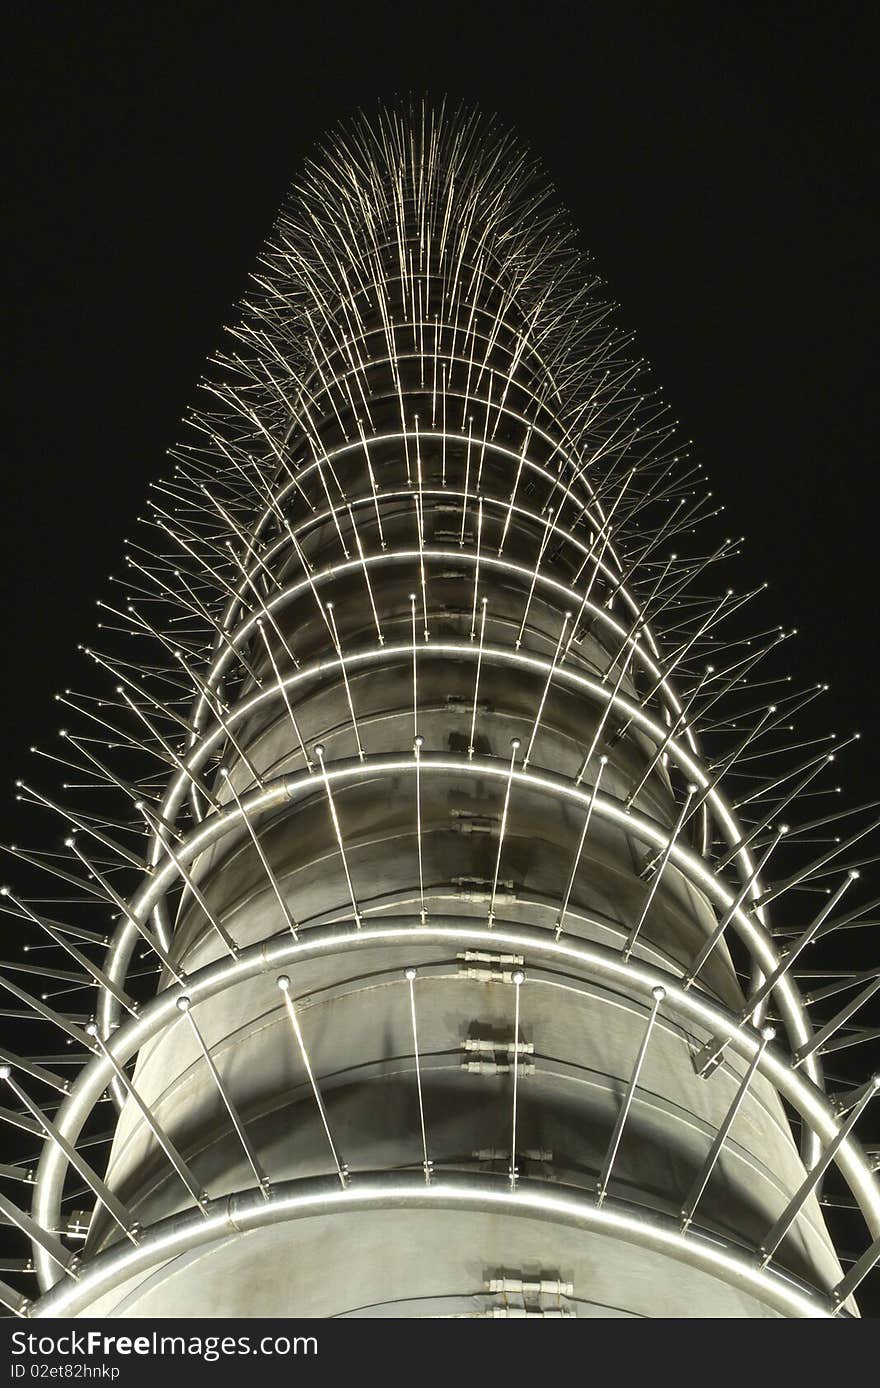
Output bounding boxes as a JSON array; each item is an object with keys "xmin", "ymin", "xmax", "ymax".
[
  {"xmin": 3, "ymin": 2, "xmax": 878, "ymax": 1313},
  {"xmin": 5, "ymin": 5, "xmax": 877, "ymax": 808}
]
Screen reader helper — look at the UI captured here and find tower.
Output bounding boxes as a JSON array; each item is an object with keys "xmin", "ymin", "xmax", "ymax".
[{"xmin": 1, "ymin": 105, "xmax": 877, "ymax": 1319}]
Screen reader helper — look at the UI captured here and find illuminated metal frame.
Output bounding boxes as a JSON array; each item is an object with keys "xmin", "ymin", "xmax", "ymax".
[
  {"xmin": 32, "ymin": 914, "xmax": 877, "ymax": 1314},
  {"xmin": 34, "ymin": 513, "xmax": 878, "ymax": 1308},
  {"xmin": 8, "ymin": 105, "xmax": 876, "ymax": 1317},
  {"xmin": 99, "ymin": 647, "xmax": 816, "ymax": 1081},
  {"xmin": 34, "ymin": 760, "xmax": 880, "ymax": 1292},
  {"xmin": 31, "ymin": 1171, "xmax": 852, "ymax": 1321}
]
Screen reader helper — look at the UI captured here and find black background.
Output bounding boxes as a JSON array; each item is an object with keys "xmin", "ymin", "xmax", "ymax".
[
  {"xmin": 4, "ymin": 2, "xmax": 877, "ymax": 813},
  {"xmin": 3, "ymin": 0, "xmax": 878, "ymax": 1317}
]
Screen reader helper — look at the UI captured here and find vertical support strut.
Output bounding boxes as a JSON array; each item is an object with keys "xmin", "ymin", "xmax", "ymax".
[
  {"xmin": 680, "ymin": 1027, "xmax": 774, "ymax": 1233},
  {"xmin": 87, "ymin": 1025, "xmax": 210, "ymax": 1215},
  {"xmin": 597, "ymin": 986, "xmax": 665, "ymax": 1207},
  {"xmin": 176, "ymin": 997, "xmax": 270, "ymax": 1196},
  {"xmin": 488, "ymin": 739, "xmax": 520, "ymax": 928},
  {"xmin": 622, "ymin": 789, "xmax": 697, "ymax": 962},
  {"xmin": 277, "ymin": 976, "xmax": 348, "ymax": 1188},
  {"xmin": 509, "ymin": 969, "xmax": 525, "ymax": 1190},
  {"xmin": 404, "ymin": 968, "xmax": 431, "ymax": 1184}
]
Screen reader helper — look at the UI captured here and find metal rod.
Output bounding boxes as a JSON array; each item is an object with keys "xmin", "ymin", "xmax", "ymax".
[
  {"xmin": 0, "ymin": 1191, "xmax": 77, "ymax": 1279},
  {"xmin": 831, "ymin": 1233, "xmax": 880, "ymax": 1313},
  {"xmin": 760, "ymin": 1077, "xmax": 878, "ymax": 1265},
  {"xmin": 0, "ymin": 1277, "xmax": 29, "ymax": 1316},
  {"xmin": 256, "ymin": 620, "xmax": 312, "ymax": 770},
  {"xmin": 556, "ymin": 757, "xmax": 607, "ymax": 939},
  {"xmin": 87, "ymin": 1025, "xmax": 209, "ymax": 1215},
  {"xmin": 219, "ymin": 769, "xmax": 299, "ymax": 940},
  {"xmin": 597, "ymin": 986, "xmax": 665, "ymax": 1206},
  {"xmin": 176, "ymin": 997, "xmax": 269, "ymax": 1196},
  {"xmin": 794, "ymin": 979, "xmax": 880, "ymax": 1066},
  {"xmin": 64, "ymin": 839, "xmax": 182, "ymax": 980},
  {"xmin": 410, "ymin": 594, "xmax": 419, "ymax": 738},
  {"xmin": 414, "ymin": 737, "xmax": 427, "ymax": 924},
  {"xmin": 0, "ymin": 1067, "xmax": 138, "ymax": 1243},
  {"xmin": 404, "ymin": 968, "xmax": 431, "ymax": 1183},
  {"xmin": 325, "ymin": 604, "xmax": 365, "ymax": 761},
  {"xmin": 523, "ymin": 611, "xmax": 570, "ymax": 769},
  {"xmin": 742, "ymin": 871, "xmax": 857, "ymax": 1022},
  {"xmin": 683, "ymin": 825, "xmax": 788, "ymax": 989},
  {"xmin": 136, "ymin": 805, "xmax": 239, "ymax": 960},
  {"xmin": 277, "ymin": 976, "xmax": 347, "ymax": 1187},
  {"xmin": 468, "ymin": 597, "xmax": 488, "ymax": 757},
  {"xmin": 314, "ymin": 743, "xmax": 361, "ymax": 927},
  {"xmin": 469, "ymin": 496, "xmax": 483, "ymax": 640},
  {"xmin": 680, "ymin": 1027, "xmax": 774, "ymax": 1232},
  {"xmin": 509, "ymin": 969, "xmax": 525, "ymax": 1190},
  {"xmin": 0, "ymin": 971, "xmax": 91, "ymax": 1051},
  {"xmin": 0, "ymin": 887, "xmax": 136, "ymax": 1015},
  {"xmin": 622, "ymin": 787, "xmax": 697, "ymax": 962},
  {"xmin": 575, "ymin": 621, "xmax": 644, "ymax": 784},
  {"xmin": 488, "ymin": 739, "xmax": 520, "ymax": 927}
]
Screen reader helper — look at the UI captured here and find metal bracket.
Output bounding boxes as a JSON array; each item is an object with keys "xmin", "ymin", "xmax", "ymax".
[
  {"xmin": 483, "ymin": 1274, "xmax": 575, "ymax": 1317},
  {"xmin": 692, "ymin": 1034, "xmax": 727, "ymax": 1078},
  {"xmin": 472, "ymin": 1148, "xmax": 552, "ymax": 1163},
  {"xmin": 454, "ymin": 876, "xmax": 515, "ymax": 904},
  {"xmin": 457, "ymin": 949, "xmax": 524, "ymax": 983},
  {"xmin": 449, "ymin": 810, "xmax": 495, "ymax": 835},
  {"xmin": 462, "ymin": 1036, "xmax": 535, "ymax": 1074}
]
